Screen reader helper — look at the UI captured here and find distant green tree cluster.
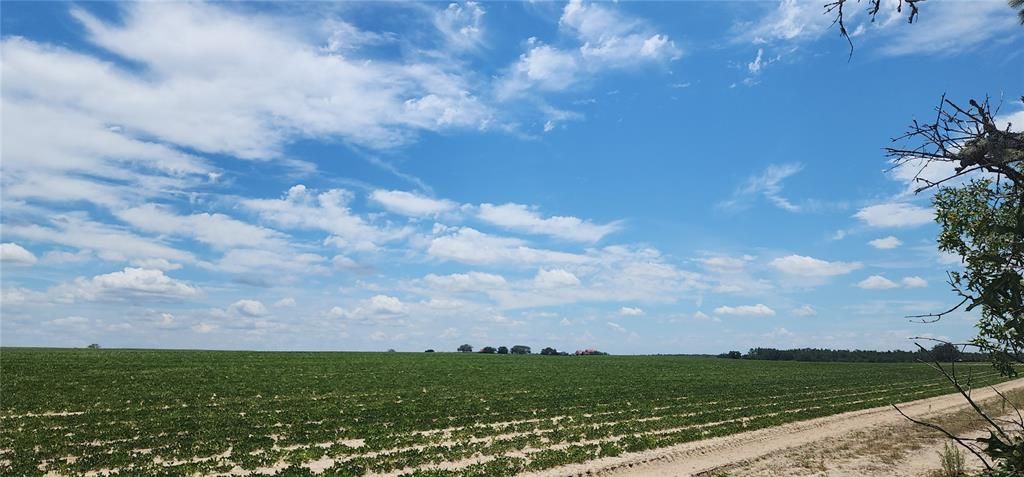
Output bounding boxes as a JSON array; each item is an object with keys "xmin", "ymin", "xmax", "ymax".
[
  {"xmin": 451, "ymin": 344, "xmax": 605, "ymax": 356},
  {"xmin": 726, "ymin": 345, "xmax": 982, "ymax": 363}
]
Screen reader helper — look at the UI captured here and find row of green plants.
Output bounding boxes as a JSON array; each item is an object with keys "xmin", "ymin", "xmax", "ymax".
[{"xmin": 1, "ymin": 348, "xmax": 1009, "ymax": 476}]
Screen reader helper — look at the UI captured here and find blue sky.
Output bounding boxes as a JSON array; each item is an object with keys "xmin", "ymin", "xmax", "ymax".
[{"xmin": 1, "ymin": 1, "xmax": 1022, "ymax": 354}]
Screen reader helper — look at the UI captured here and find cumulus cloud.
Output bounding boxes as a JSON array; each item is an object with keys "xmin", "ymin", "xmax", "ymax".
[
  {"xmin": 370, "ymin": 190, "xmax": 457, "ymax": 217},
  {"xmin": 497, "ymin": 0, "xmax": 679, "ymax": 99},
  {"xmin": 332, "ymin": 295, "xmax": 408, "ymax": 323},
  {"xmin": 206, "ymin": 248, "xmax": 330, "ymax": 276},
  {"xmin": 901, "ymin": 276, "xmax": 928, "ymax": 288},
  {"xmin": 434, "ymin": 2, "xmax": 486, "ymax": 51},
  {"xmin": 426, "ymin": 227, "xmax": 590, "ymax": 266},
  {"xmin": 855, "ymin": 203, "xmax": 934, "ymax": 228},
  {"xmin": 129, "ymin": 258, "xmax": 182, "ymax": 271},
  {"xmin": 422, "ymin": 271, "xmax": 508, "ymax": 292},
  {"xmin": 116, "ymin": 204, "xmax": 289, "ymax": 250},
  {"xmin": 770, "ymin": 255, "xmax": 862, "ymax": 277},
  {"xmin": 868, "ymin": 236, "xmax": 902, "ymax": 249},
  {"xmin": 561, "ymin": 0, "xmax": 681, "ymax": 64},
  {"xmin": 229, "ymin": 299, "xmax": 269, "ymax": 317},
  {"xmin": 478, "ymin": 203, "xmax": 620, "ymax": 242},
  {"xmin": 5, "ymin": 214, "xmax": 194, "ymax": 265},
  {"xmin": 416, "ymin": 245, "xmax": 701, "ymax": 310},
  {"xmin": 619, "ymin": 306, "xmax": 644, "ymax": 317},
  {"xmin": 273, "ymin": 297, "xmax": 297, "ymax": 307},
  {"xmin": 61, "ymin": 3, "xmax": 489, "ymax": 155},
  {"xmin": 792, "ymin": 304, "xmax": 817, "ymax": 317},
  {"xmin": 857, "ymin": 275, "xmax": 899, "ymax": 290},
  {"xmin": 1, "ymin": 243, "xmax": 37, "ymax": 265},
  {"xmin": 714, "ymin": 304, "xmax": 776, "ymax": 317},
  {"xmin": 533, "ymin": 268, "xmax": 581, "ymax": 288},
  {"xmin": 243, "ymin": 185, "xmax": 409, "ymax": 252},
  {"xmin": 53, "ymin": 267, "xmax": 200, "ymax": 302}
]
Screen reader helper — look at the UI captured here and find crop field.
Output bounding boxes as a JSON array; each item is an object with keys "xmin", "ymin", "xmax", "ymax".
[{"xmin": 0, "ymin": 348, "xmax": 1009, "ymax": 477}]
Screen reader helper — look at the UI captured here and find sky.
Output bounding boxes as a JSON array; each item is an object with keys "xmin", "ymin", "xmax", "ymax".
[{"xmin": 1, "ymin": 1, "xmax": 1022, "ymax": 354}]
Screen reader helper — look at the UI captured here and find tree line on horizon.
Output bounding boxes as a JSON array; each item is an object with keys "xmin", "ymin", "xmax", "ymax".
[
  {"xmin": 441, "ymin": 344, "xmax": 608, "ymax": 355},
  {"xmin": 718, "ymin": 343, "xmax": 985, "ymax": 363}
]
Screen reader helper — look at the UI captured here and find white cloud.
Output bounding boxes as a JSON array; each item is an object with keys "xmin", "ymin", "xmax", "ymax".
[
  {"xmin": 740, "ymin": 0, "xmax": 836, "ymax": 44},
  {"xmin": 868, "ymin": 236, "xmax": 902, "ymax": 249},
  {"xmin": 416, "ymin": 245, "xmax": 701, "ymax": 310},
  {"xmin": 116, "ymin": 204, "xmax": 289, "ymax": 250},
  {"xmin": 370, "ymin": 190, "xmax": 457, "ymax": 217},
  {"xmin": 206, "ymin": 248, "xmax": 329, "ymax": 275},
  {"xmin": 53, "ymin": 3, "xmax": 490, "ymax": 155},
  {"xmin": 426, "ymin": 227, "xmax": 590, "ymax": 266},
  {"xmin": 739, "ymin": 0, "xmax": 1017, "ymax": 58},
  {"xmin": 878, "ymin": 1, "xmax": 1021, "ymax": 56},
  {"xmin": 46, "ymin": 316, "xmax": 93, "ymax": 328},
  {"xmin": 857, "ymin": 275, "xmax": 899, "ymax": 290},
  {"xmin": 855, "ymin": 203, "xmax": 934, "ymax": 228},
  {"xmin": 498, "ymin": 43, "xmax": 581, "ymax": 97},
  {"xmin": 129, "ymin": 258, "xmax": 182, "ymax": 271},
  {"xmin": 54, "ymin": 267, "xmax": 200, "ymax": 302},
  {"xmin": 607, "ymin": 321, "xmax": 627, "ymax": 333},
  {"xmin": 561, "ymin": 0, "xmax": 681, "ymax": 65},
  {"xmin": 40, "ymin": 250, "xmax": 94, "ymax": 265},
  {"xmin": 0, "ymin": 243, "xmax": 37, "ymax": 265},
  {"xmin": 721, "ymin": 163, "xmax": 803, "ymax": 212},
  {"xmin": 422, "ymin": 271, "xmax": 508, "ymax": 292},
  {"xmin": 792, "ymin": 304, "xmax": 817, "ymax": 317},
  {"xmin": 230, "ymin": 299, "xmax": 269, "ymax": 317},
  {"xmin": 534, "ymin": 268, "xmax": 581, "ymax": 288},
  {"xmin": 996, "ymin": 105, "xmax": 1024, "ymax": 131},
  {"xmin": 748, "ymin": 48, "xmax": 765, "ymax": 74},
  {"xmin": 478, "ymin": 203, "xmax": 620, "ymax": 242},
  {"xmin": 714, "ymin": 304, "xmax": 776, "ymax": 317},
  {"xmin": 619, "ymin": 306, "xmax": 644, "ymax": 317},
  {"xmin": 368, "ymin": 295, "xmax": 407, "ymax": 315},
  {"xmin": 901, "ymin": 276, "xmax": 928, "ymax": 288},
  {"xmin": 698, "ymin": 255, "xmax": 753, "ymax": 272},
  {"xmin": 5, "ymin": 214, "xmax": 194, "ymax": 264},
  {"xmin": 497, "ymin": 1, "xmax": 679, "ymax": 99},
  {"xmin": 243, "ymin": 185, "xmax": 409, "ymax": 252},
  {"xmin": 273, "ymin": 297, "xmax": 297, "ymax": 307},
  {"xmin": 434, "ymin": 2, "xmax": 486, "ymax": 51},
  {"xmin": 1, "ymin": 287, "xmax": 46, "ymax": 306},
  {"xmin": 770, "ymin": 255, "xmax": 862, "ymax": 277},
  {"xmin": 333, "ymin": 295, "xmax": 408, "ymax": 322}
]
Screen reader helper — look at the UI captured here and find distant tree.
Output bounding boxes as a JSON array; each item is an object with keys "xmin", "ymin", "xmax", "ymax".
[
  {"xmin": 510, "ymin": 345, "xmax": 531, "ymax": 355},
  {"xmin": 479, "ymin": 346, "xmax": 497, "ymax": 354},
  {"xmin": 86, "ymin": 343, "xmax": 101, "ymax": 350},
  {"xmin": 424, "ymin": 349, "xmax": 435, "ymax": 353},
  {"xmin": 723, "ymin": 351, "xmax": 742, "ymax": 359},
  {"xmin": 386, "ymin": 349, "xmax": 396, "ymax": 353},
  {"xmin": 930, "ymin": 343, "xmax": 962, "ymax": 363},
  {"xmin": 497, "ymin": 346, "xmax": 509, "ymax": 354},
  {"xmin": 540, "ymin": 347, "xmax": 558, "ymax": 356},
  {"xmin": 457, "ymin": 344, "xmax": 473, "ymax": 353}
]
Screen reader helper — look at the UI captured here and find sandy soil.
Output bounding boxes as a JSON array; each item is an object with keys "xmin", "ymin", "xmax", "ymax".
[{"xmin": 523, "ymin": 378, "xmax": 1024, "ymax": 477}]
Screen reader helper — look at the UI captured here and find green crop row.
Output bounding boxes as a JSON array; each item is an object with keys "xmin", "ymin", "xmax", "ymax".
[{"xmin": 0, "ymin": 348, "xmax": 1006, "ymax": 476}]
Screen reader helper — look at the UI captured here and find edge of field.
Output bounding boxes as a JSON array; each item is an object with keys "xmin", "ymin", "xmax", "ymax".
[{"xmin": 521, "ymin": 377, "xmax": 1024, "ymax": 477}]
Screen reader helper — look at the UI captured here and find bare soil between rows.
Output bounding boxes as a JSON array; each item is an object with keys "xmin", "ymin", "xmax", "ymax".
[{"xmin": 524, "ymin": 377, "xmax": 1024, "ymax": 477}]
